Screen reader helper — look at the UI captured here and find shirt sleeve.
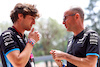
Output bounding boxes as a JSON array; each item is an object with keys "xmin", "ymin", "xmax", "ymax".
[
  {"xmin": 86, "ymin": 32, "xmax": 99, "ymax": 58},
  {"xmin": 1, "ymin": 30, "xmax": 20, "ymax": 56}
]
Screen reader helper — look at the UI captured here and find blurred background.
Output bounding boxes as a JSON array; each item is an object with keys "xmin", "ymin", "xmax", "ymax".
[{"xmin": 0, "ymin": 0, "xmax": 100, "ymax": 67}]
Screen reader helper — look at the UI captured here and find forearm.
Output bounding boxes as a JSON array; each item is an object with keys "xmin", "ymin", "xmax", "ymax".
[
  {"xmin": 51, "ymin": 50, "xmax": 97, "ymax": 67},
  {"xmin": 17, "ymin": 43, "xmax": 33, "ymax": 65},
  {"xmin": 63, "ymin": 53, "xmax": 97, "ymax": 67},
  {"xmin": 16, "ymin": 30, "xmax": 39, "ymax": 66}
]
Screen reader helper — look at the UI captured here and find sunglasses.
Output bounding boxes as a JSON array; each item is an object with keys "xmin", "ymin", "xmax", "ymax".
[{"xmin": 63, "ymin": 14, "xmax": 75, "ymax": 22}]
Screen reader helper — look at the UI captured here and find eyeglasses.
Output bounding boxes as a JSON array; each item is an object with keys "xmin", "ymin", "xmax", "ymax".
[{"xmin": 63, "ymin": 14, "xmax": 75, "ymax": 22}]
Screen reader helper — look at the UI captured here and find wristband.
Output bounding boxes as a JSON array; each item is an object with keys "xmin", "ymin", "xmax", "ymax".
[{"xmin": 27, "ymin": 38, "xmax": 36, "ymax": 47}]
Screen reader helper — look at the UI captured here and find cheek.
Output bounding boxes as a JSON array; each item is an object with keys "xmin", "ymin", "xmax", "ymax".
[
  {"xmin": 22, "ymin": 20, "xmax": 29, "ymax": 27},
  {"xmin": 65, "ymin": 18, "xmax": 70, "ymax": 23},
  {"xmin": 25, "ymin": 20, "xmax": 32, "ymax": 25},
  {"xmin": 65, "ymin": 20, "xmax": 70, "ymax": 25}
]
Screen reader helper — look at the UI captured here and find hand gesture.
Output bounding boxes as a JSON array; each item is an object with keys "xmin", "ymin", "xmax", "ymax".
[
  {"xmin": 28, "ymin": 28, "xmax": 40, "ymax": 42},
  {"xmin": 50, "ymin": 50, "xmax": 65, "ymax": 60},
  {"xmin": 50, "ymin": 50, "xmax": 63, "ymax": 67},
  {"xmin": 55, "ymin": 60, "xmax": 63, "ymax": 67}
]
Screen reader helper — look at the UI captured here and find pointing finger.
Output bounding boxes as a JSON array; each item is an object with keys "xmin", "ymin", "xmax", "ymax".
[{"xmin": 31, "ymin": 28, "xmax": 34, "ymax": 33}]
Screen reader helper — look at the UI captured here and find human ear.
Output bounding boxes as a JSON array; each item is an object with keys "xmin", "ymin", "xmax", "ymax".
[
  {"xmin": 75, "ymin": 13, "xmax": 80, "ymax": 19},
  {"xmin": 18, "ymin": 14, "xmax": 23, "ymax": 19}
]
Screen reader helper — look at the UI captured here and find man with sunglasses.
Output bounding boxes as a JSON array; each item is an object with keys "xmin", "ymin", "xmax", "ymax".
[
  {"xmin": 0, "ymin": 3, "xmax": 40, "ymax": 67},
  {"xmin": 50, "ymin": 7, "xmax": 99, "ymax": 67}
]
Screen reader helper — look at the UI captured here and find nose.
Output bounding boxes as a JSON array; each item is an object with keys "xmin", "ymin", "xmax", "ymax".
[{"xmin": 32, "ymin": 19, "xmax": 35, "ymax": 24}]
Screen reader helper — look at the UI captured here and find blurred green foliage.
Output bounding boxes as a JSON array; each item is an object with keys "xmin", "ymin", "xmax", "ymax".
[
  {"xmin": 85, "ymin": 0, "xmax": 100, "ymax": 35},
  {"xmin": 0, "ymin": 18, "xmax": 72, "ymax": 57},
  {"xmin": 32, "ymin": 18, "xmax": 71, "ymax": 56}
]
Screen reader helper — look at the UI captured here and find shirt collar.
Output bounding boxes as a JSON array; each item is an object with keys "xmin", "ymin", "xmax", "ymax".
[
  {"xmin": 8, "ymin": 26, "xmax": 25, "ymax": 39},
  {"xmin": 73, "ymin": 29, "xmax": 87, "ymax": 39}
]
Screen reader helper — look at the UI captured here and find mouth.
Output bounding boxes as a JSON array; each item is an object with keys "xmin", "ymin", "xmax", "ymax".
[
  {"xmin": 64, "ymin": 24, "xmax": 67, "ymax": 28},
  {"xmin": 31, "ymin": 24, "xmax": 33, "ymax": 27}
]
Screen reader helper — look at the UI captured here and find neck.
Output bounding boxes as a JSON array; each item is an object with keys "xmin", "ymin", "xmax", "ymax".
[
  {"xmin": 13, "ymin": 22, "xmax": 25, "ymax": 35},
  {"xmin": 73, "ymin": 27, "xmax": 84, "ymax": 36},
  {"xmin": 73, "ymin": 20, "xmax": 84, "ymax": 36}
]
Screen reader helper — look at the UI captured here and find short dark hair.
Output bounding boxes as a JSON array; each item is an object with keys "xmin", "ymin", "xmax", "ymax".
[
  {"xmin": 10, "ymin": 3, "xmax": 39, "ymax": 23},
  {"xmin": 70, "ymin": 7, "xmax": 84, "ymax": 20}
]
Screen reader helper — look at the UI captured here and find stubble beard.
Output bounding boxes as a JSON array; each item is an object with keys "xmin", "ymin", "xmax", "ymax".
[{"xmin": 25, "ymin": 26, "xmax": 32, "ymax": 31}]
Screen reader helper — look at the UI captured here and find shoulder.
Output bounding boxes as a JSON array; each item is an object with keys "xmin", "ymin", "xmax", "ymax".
[
  {"xmin": 84, "ymin": 29, "xmax": 98, "ymax": 37},
  {"xmin": 87, "ymin": 30, "xmax": 98, "ymax": 37},
  {"xmin": 86, "ymin": 29, "xmax": 99, "ymax": 45},
  {"xmin": 0, "ymin": 29, "xmax": 16, "ymax": 47},
  {"xmin": 85, "ymin": 29, "xmax": 99, "ymax": 39},
  {"xmin": 1, "ymin": 29, "xmax": 14, "ymax": 37},
  {"xmin": 87, "ymin": 30, "xmax": 97, "ymax": 33}
]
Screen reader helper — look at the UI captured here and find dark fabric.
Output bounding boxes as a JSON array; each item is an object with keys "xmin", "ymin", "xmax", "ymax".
[
  {"xmin": 0, "ymin": 27, "xmax": 34, "ymax": 67},
  {"xmin": 66, "ymin": 29, "xmax": 99, "ymax": 67}
]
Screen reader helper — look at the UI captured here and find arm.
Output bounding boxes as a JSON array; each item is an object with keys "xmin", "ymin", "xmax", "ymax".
[
  {"xmin": 7, "ymin": 43, "xmax": 33, "ymax": 67},
  {"xmin": 52, "ymin": 50, "xmax": 98, "ymax": 67},
  {"xmin": 7, "ymin": 28, "xmax": 40, "ymax": 67},
  {"xmin": 50, "ymin": 50, "xmax": 67, "ymax": 67}
]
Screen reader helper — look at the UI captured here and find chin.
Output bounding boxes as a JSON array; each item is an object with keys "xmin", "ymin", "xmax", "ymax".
[
  {"xmin": 67, "ymin": 29, "xmax": 73, "ymax": 32},
  {"xmin": 25, "ymin": 28, "xmax": 31, "ymax": 31},
  {"xmin": 67, "ymin": 29, "xmax": 71, "ymax": 32},
  {"xmin": 27, "ymin": 29, "xmax": 31, "ymax": 31},
  {"xmin": 67, "ymin": 30, "xmax": 70, "ymax": 32}
]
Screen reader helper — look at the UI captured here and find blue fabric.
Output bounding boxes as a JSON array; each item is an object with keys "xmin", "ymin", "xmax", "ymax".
[
  {"xmin": 5, "ymin": 48, "xmax": 20, "ymax": 56},
  {"xmin": 3, "ymin": 52, "xmax": 13, "ymax": 67},
  {"xmin": 62, "ymin": 64, "xmax": 65, "ymax": 67},
  {"xmin": 86, "ymin": 53, "xmax": 99, "ymax": 59},
  {"xmin": 4, "ymin": 48, "xmax": 20, "ymax": 67}
]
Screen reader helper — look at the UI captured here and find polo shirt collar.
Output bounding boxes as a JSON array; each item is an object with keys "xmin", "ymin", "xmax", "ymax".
[
  {"xmin": 8, "ymin": 26, "xmax": 25, "ymax": 39},
  {"xmin": 73, "ymin": 29, "xmax": 87, "ymax": 39}
]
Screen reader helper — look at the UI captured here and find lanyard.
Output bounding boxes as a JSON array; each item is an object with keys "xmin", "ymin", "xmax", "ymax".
[{"xmin": 12, "ymin": 26, "xmax": 23, "ymax": 39}]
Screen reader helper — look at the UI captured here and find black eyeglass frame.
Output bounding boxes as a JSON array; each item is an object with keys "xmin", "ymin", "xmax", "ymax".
[{"xmin": 63, "ymin": 14, "xmax": 75, "ymax": 22}]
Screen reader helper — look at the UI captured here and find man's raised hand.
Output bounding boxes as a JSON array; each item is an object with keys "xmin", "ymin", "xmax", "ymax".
[{"xmin": 28, "ymin": 28, "xmax": 40, "ymax": 43}]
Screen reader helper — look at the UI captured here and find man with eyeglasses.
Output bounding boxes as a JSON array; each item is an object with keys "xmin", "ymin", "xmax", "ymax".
[
  {"xmin": 50, "ymin": 7, "xmax": 100, "ymax": 67},
  {"xmin": 0, "ymin": 3, "xmax": 40, "ymax": 67}
]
